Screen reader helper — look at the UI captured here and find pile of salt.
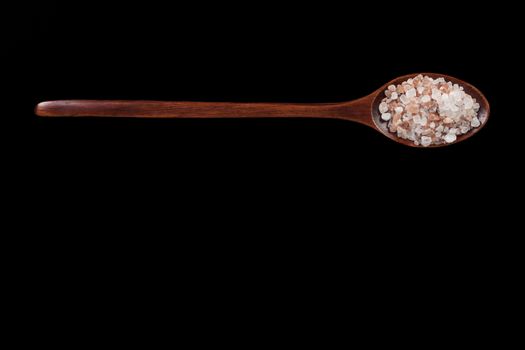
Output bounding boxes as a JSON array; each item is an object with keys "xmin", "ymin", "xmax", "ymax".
[{"xmin": 379, "ymin": 75, "xmax": 481, "ymax": 146}]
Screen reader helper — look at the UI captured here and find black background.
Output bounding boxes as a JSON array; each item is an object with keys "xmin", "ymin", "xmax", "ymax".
[{"xmin": 5, "ymin": 2, "xmax": 523, "ymax": 331}]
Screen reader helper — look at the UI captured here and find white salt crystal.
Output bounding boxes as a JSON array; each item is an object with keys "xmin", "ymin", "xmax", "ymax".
[
  {"xmin": 429, "ymin": 122, "xmax": 436, "ymax": 129},
  {"xmin": 449, "ymin": 128, "xmax": 458, "ymax": 135},
  {"xmin": 421, "ymin": 136, "xmax": 432, "ymax": 147},
  {"xmin": 399, "ymin": 94, "xmax": 409, "ymax": 105},
  {"xmin": 471, "ymin": 117, "xmax": 481, "ymax": 127},
  {"xmin": 420, "ymin": 116, "xmax": 427, "ymax": 126},
  {"xmin": 451, "ymin": 91, "xmax": 462, "ymax": 101},
  {"xmin": 417, "ymin": 86, "xmax": 425, "ymax": 95},
  {"xmin": 431, "ymin": 89, "xmax": 441, "ymax": 100},
  {"xmin": 421, "ymin": 95, "xmax": 431, "ymax": 103},
  {"xmin": 444, "ymin": 133, "xmax": 457, "ymax": 143},
  {"xmin": 464, "ymin": 96, "xmax": 473, "ymax": 109},
  {"xmin": 381, "ymin": 112, "xmax": 392, "ymax": 121},
  {"xmin": 406, "ymin": 88, "xmax": 417, "ymax": 99},
  {"xmin": 379, "ymin": 102, "xmax": 388, "ymax": 113},
  {"xmin": 436, "ymin": 125, "xmax": 444, "ymax": 133},
  {"xmin": 391, "ymin": 92, "xmax": 398, "ymax": 100},
  {"xmin": 394, "ymin": 106, "xmax": 404, "ymax": 113},
  {"xmin": 388, "ymin": 85, "xmax": 396, "ymax": 91}
]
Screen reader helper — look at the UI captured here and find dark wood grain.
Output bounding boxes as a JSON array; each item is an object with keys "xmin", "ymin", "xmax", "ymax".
[
  {"xmin": 35, "ymin": 73, "xmax": 490, "ymax": 148},
  {"xmin": 35, "ymin": 99, "xmax": 374, "ymax": 125}
]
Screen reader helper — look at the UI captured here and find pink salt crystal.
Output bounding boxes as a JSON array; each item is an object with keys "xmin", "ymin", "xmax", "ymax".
[
  {"xmin": 443, "ymin": 117, "xmax": 454, "ymax": 124},
  {"xmin": 389, "ymin": 123, "xmax": 397, "ymax": 133},
  {"xmin": 406, "ymin": 103, "xmax": 419, "ymax": 114},
  {"xmin": 428, "ymin": 113, "xmax": 440, "ymax": 122},
  {"xmin": 388, "ymin": 85, "xmax": 396, "ymax": 92},
  {"xmin": 400, "ymin": 121, "xmax": 410, "ymax": 130},
  {"xmin": 392, "ymin": 113, "xmax": 402, "ymax": 125},
  {"xmin": 387, "ymin": 101, "xmax": 399, "ymax": 112},
  {"xmin": 440, "ymin": 84, "xmax": 450, "ymax": 93}
]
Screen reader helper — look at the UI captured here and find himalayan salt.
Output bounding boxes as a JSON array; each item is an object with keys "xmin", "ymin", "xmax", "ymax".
[
  {"xmin": 378, "ymin": 75, "xmax": 481, "ymax": 146},
  {"xmin": 444, "ymin": 133, "xmax": 457, "ymax": 143},
  {"xmin": 381, "ymin": 112, "xmax": 392, "ymax": 121},
  {"xmin": 421, "ymin": 136, "xmax": 432, "ymax": 147}
]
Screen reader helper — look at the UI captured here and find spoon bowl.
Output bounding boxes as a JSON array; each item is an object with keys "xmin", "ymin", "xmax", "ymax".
[
  {"xmin": 36, "ymin": 73, "xmax": 489, "ymax": 148},
  {"xmin": 368, "ymin": 73, "xmax": 490, "ymax": 147}
]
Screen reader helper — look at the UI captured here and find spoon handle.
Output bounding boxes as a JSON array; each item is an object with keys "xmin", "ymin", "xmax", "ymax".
[{"xmin": 36, "ymin": 100, "xmax": 346, "ymax": 119}]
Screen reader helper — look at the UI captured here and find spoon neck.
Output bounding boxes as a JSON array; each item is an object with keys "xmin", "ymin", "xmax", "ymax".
[{"xmin": 337, "ymin": 94, "xmax": 375, "ymax": 127}]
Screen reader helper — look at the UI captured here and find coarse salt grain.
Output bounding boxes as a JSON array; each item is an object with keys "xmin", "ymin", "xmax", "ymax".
[
  {"xmin": 421, "ymin": 136, "xmax": 432, "ymax": 147},
  {"xmin": 378, "ymin": 75, "xmax": 481, "ymax": 146},
  {"xmin": 381, "ymin": 112, "xmax": 392, "ymax": 121},
  {"xmin": 421, "ymin": 95, "xmax": 431, "ymax": 103},
  {"xmin": 444, "ymin": 133, "xmax": 457, "ymax": 143},
  {"xmin": 406, "ymin": 88, "xmax": 417, "ymax": 98}
]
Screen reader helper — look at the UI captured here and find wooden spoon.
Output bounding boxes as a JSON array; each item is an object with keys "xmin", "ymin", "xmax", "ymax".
[{"xmin": 36, "ymin": 73, "xmax": 489, "ymax": 147}]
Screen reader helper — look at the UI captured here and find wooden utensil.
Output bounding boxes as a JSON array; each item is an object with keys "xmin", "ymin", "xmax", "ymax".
[{"xmin": 36, "ymin": 73, "xmax": 489, "ymax": 147}]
